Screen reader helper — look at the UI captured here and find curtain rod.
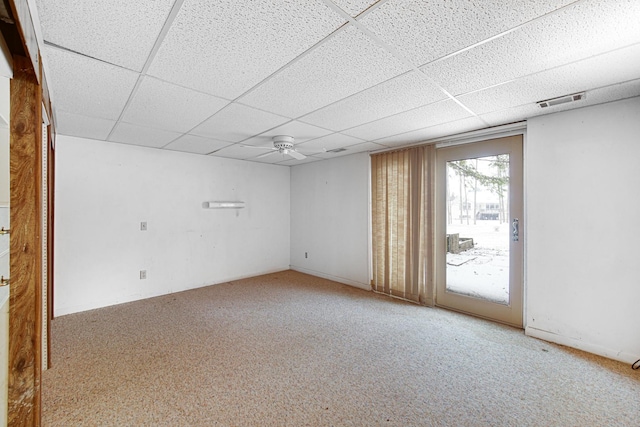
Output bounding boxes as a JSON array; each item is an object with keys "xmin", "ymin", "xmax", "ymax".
[{"xmin": 369, "ymin": 121, "xmax": 526, "ymax": 156}]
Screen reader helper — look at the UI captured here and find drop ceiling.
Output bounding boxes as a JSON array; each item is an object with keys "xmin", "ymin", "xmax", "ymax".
[{"xmin": 35, "ymin": 0, "xmax": 640, "ymax": 165}]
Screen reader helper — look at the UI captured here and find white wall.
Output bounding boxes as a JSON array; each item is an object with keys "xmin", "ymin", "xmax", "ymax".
[
  {"xmin": 526, "ymin": 97, "xmax": 640, "ymax": 363},
  {"xmin": 54, "ymin": 97, "xmax": 640, "ymax": 364},
  {"xmin": 290, "ymin": 153, "xmax": 370, "ymax": 289},
  {"xmin": 54, "ymin": 136, "xmax": 290, "ymax": 315}
]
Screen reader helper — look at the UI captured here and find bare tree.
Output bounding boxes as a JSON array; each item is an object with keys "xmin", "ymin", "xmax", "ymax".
[
  {"xmin": 473, "ymin": 158, "xmax": 478, "ymax": 225},
  {"xmin": 490, "ymin": 155, "xmax": 509, "ymax": 223},
  {"xmin": 448, "ymin": 156, "xmax": 509, "ymax": 222}
]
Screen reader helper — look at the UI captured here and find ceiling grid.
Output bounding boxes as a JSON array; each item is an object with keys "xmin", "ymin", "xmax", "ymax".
[{"xmin": 34, "ymin": 0, "xmax": 640, "ymax": 165}]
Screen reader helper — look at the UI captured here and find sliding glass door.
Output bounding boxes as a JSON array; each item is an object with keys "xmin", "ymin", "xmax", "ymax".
[{"xmin": 435, "ymin": 135, "xmax": 523, "ymax": 327}]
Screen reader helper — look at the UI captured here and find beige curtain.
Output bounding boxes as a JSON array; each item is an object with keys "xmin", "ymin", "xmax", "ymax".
[{"xmin": 371, "ymin": 145, "xmax": 435, "ymax": 305}]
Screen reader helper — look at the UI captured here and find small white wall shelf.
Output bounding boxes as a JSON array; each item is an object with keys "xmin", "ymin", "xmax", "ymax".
[{"xmin": 203, "ymin": 201, "xmax": 245, "ymax": 209}]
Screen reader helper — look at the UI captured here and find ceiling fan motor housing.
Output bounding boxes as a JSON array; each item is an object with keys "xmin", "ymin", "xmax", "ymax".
[{"xmin": 273, "ymin": 135, "xmax": 295, "ymax": 151}]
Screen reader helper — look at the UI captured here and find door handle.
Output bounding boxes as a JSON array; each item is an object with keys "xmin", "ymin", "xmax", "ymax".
[{"xmin": 512, "ymin": 218, "xmax": 519, "ymax": 242}]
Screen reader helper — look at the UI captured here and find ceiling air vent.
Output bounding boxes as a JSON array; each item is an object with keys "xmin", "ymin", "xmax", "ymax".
[
  {"xmin": 326, "ymin": 148, "xmax": 347, "ymax": 153},
  {"xmin": 537, "ymin": 92, "xmax": 586, "ymax": 108}
]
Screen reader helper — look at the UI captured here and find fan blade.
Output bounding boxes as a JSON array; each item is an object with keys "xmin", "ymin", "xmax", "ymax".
[
  {"xmin": 255, "ymin": 151, "xmax": 277, "ymax": 159},
  {"xmin": 241, "ymin": 145, "xmax": 277, "ymax": 150},
  {"xmin": 296, "ymin": 148, "xmax": 327, "ymax": 155},
  {"xmin": 289, "ymin": 150, "xmax": 306, "ymax": 160}
]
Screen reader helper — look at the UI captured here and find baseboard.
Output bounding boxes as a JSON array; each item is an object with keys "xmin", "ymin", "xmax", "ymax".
[
  {"xmin": 525, "ymin": 326, "xmax": 639, "ymax": 365},
  {"xmin": 54, "ymin": 267, "xmax": 290, "ymax": 317},
  {"xmin": 55, "ymin": 292, "xmax": 152, "ymax": 317},
  {"xmin": 290, "ymin": 266, "xmax": 370, "ymax": 291}
]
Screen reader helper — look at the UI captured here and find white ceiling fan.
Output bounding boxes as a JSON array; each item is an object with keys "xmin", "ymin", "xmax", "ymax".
[{"xmin": 243, "ymin": 135, "xmax": 308, "ymax": 160}]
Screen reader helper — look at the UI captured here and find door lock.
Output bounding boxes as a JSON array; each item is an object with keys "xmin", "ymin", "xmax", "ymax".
[{"xmin": 512, "ymin": 218, "xmax": 519, "ymax": 242}]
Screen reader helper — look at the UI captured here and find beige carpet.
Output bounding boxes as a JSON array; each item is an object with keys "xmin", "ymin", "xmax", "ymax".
[{"xmin": 43, "ymin": 270, "xmax": 640, "ymax": 426}]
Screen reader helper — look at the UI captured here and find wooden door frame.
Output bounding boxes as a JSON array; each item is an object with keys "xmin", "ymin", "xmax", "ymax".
[
  {"xmin": 46, "ymin": 124, "xmax": 54, "ymax": 367},
  {"xmin": 2, "ymin": 0, "xmax": 57, "ymax": 424},
  {"xmin": 9, "ymin": 54, "xmax": 43, "ymax": 426}
]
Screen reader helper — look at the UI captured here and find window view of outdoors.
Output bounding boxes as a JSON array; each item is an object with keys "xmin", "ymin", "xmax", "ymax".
[{"xmin": 445, "ymin": 155, "xmax": 510, "ymax": 305}]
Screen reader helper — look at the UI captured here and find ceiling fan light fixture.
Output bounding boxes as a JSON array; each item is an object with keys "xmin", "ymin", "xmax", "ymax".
[{"xmin": 537, "ymin": 92, "xmax": 586, "ymax": 108}]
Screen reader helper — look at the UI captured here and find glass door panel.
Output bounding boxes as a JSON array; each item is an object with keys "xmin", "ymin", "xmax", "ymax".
[{"xmin": 445, "ymin": 155, "xmax": 510, "ymax": 305}]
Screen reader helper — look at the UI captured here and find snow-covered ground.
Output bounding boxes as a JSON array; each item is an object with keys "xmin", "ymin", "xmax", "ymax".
[{"xmin": 445, "ymin": 220, "xmax": 510, "ymax": 305}]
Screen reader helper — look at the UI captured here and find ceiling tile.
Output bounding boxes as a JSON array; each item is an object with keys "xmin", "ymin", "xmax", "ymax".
[
  {"xmin": 239, "ymin": 25, "xmax": 411, "ymax": 118},
  {"xmin": 147, "ymin": 0, "xmax": 345, "ymax": 99},
  {"xmin": 240, "ymin": 121, "xmax": 333, "ymax": 147},
  {"xmin": 479, "ymin": 104, "xmax": 549, "ymax": 128},
  {"xmin": 458, "ymin": 44, "xmax": 640, "ymax": 115},
  {"xmin": 164, "ymin": 134, "xmax": 232, "ymax": 154},
  {"xmin": 121, "ymin": 77, "xmax": 229, "ymax": 133},
  {"xmin": 330, "ymin": 0, "xmax": 380, "ymax": 17},
  {"xmin": 37, "ymin": 0, "xmax": 640, "ymax": 166},
  {"xmin": 344, "ymin": 141, "xmax": 387, "ymax": 153},
  {"xmin": 296, "ymin": 133, "xmax": 365, "ymax": 153},
  {"xmin": 312, "ymin": 141, "xmax": 387, "ymax": 159},
  {"xmin": 35, "ymin": 0, "xmax": 175, "ymax": 71},
  {"xmin": 44, "ymin": 46, "xmax": 139, "ymax": 120},
  {"xmin": 108, "ymin": 122, "xmax": 182, "ymax": 149},
  {"xmin": 300, "ymin": 70, "xmax": 447, "ymax": 131},
  {"xmin": 191, "ymin": 103, "xmax": 289, "ymax": 143},
  {"xmin": 421, "ymin": 0, "xmax": 640, "ymax": 95},
  {"xmin": 54, "ymin": 110, "xmax": 116, "ymax": 140},
  {"xmin": 360, "ymin": 0, "xmax": 576, "ymax": 66},
  {"xmin": 563, "ymin": 78, "xmax": 640, "ymax": 107},
  {"xmin": 480, "ymin": 79, "xmax": 640, "ymax": 126},
  {"xmin": 210, "ymin": 143, "xmax": 272, "ymax": 160},
  {"xmin": 344, "ymin": 99, "xmax": 473, "ymax": 141},
  {"xmin": 374, "ymin": 117, "xmax": 486, "ymax": 147}
]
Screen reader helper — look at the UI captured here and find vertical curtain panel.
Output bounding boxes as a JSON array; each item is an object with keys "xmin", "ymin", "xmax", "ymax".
[{"xmin": 371, "ymin": 145, "xmax": 435, "ymax": 305}]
